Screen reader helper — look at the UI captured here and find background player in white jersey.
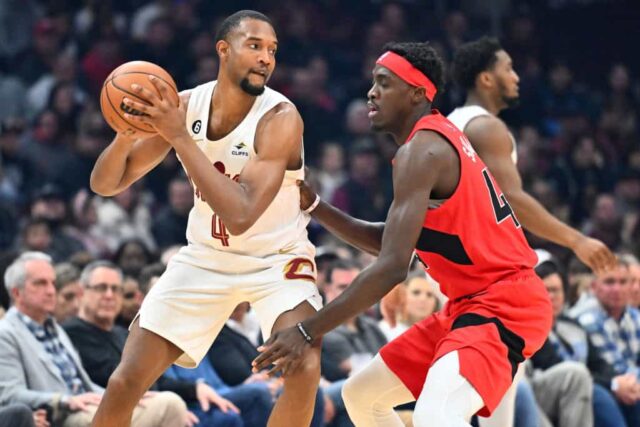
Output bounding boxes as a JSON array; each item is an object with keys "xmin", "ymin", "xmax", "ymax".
[
  {"xmin": 447, "ymin": 36, "xmax": 616, "ymax": 427},
  {"xmin": 89, "ymin": 10, "xmax": 322, "ymax": 427},
  {"xmin": 448, "ymin": 36, "xmax": 616, "ymax": 275}
]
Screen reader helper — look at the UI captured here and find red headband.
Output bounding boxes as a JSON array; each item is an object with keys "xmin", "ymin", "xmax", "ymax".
[{"xmin": 376, "ymin": 51, "xmax": 437, "ymax": 101}]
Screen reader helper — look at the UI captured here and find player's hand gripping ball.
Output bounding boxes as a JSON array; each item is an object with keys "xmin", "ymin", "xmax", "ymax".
[{"xmin": 100, "ymin": 61, "xmax": 179, "ymax": 136}]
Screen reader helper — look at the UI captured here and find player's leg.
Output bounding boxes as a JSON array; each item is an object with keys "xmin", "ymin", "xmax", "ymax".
[
  {"xmin": 91, "ymin": 319, "xmax": 182, "ymax": 427},
  {"xmin": 266, "ymin": 300, "xmax": 322, "ymax": 427},
  {"xmin": 413, "ymin": 351, "xmax": 484, "ymax": 427},
  {"xmin": 341, "ymin": 354, "xmax": 415, "ymax": 427}
]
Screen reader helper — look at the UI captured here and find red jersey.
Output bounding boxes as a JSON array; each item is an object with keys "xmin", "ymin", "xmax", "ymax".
[{"xmin": 405, "ymin": 111, "xmax": 537, "ymax": 300}]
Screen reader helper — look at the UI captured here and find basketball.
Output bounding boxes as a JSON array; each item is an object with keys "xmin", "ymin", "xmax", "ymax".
[{"xmin": 99, "ymin": 61, "xmax": 179, "ymax": 136}]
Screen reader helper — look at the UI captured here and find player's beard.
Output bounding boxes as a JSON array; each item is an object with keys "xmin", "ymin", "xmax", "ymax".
[
  {"xmin": 503, "ymin": 95, "xmax": 520, "ymax": 108},
  {"xmin": 497, "ymin": 79, "xmax": 519, "ymax": 108},
  {"xmin": 240, "ymin": 77, "xmax": 266, "ymax": 96}
]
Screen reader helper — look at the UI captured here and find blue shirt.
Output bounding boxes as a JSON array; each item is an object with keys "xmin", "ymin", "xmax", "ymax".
[
  {"xmin": 17, "ymin": 311, "xmax": 86, "ymax": 394},
  {"xmin": 577, "ymin": 302, "xmax": 640, "ymax": 376}
]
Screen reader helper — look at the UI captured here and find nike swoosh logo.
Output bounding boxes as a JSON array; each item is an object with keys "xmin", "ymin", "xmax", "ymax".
[{"xmin": 278, "ymin": 246, "xmax": 296, "ymax": 254}]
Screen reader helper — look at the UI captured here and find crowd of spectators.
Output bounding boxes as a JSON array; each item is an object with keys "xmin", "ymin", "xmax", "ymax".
[{"xmin": 0, "ymin": 0, "xmax": 639, "ymax": 426}]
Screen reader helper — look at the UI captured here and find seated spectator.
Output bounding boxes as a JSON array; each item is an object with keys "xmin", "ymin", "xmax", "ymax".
[
  {"xmin": 320, "ymin": 259, "xmax": 387, "ymax": 427},
  {"xmin": 165, "ymin": 358, "xmax": 273, "ymax": 427},
  {"xmin": 115, "ymin": 275, "xmax": 142, "ymax": 329},
  {"xmin": 379, "ymin": 273, "xmax": 441, "ymax": 341},
  {"xmin": 63, "ymin": 260, "xmax": 232, "ymax": 426},
  {"xmin": 208, "ymin": 302, "xmax": 264, "ymax": 386},
  {"xmin": 321, "ymin": 259, "xmax": 388, "ymax": 382},
  {"xmin": 152, "ymin": 176, "xmax": 192, "ymax": 250},
  {"xmin": 331, "ymin": 138, "xmax": 392, "ymax": 222},
  {"xmin": 532, "ymin": 250, "xmax": 625, "ymax": 427},
  {"xmin": 112, "ymin": 238, "xmax": 155, "ymax": 279},
  {"xmin": 0, "ymin": 403, "xmax": 38, "ymax": 427},
  {"xmin": 53, "ymin": 262, "xmax": 82, "ymax": 323},
  {"xmin": 0, "ymin": 252, "xmax": 104, "ymax": 426},
  {"xmin": 138, "ymin": 262, "xmax": 166, "ymax": 296},
  {"xmin": 28, "ymin": 184, "xmax": 85, "ymax": 262},
  {"xmin": 576, "ymin": 256, "xmax": 640, "ymax": 426},
  {"xmin": 94, "ymin": 185, "xmax": 156, "ymax": 253},
  {"xmin": 16, "ymin": 218, "xmax": 53, "ymax": 255}
]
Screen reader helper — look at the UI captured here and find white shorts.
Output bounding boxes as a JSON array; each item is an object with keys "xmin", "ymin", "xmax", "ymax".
[{"xmin": 135, "ymin": 247, "xmax": 322, "ymax": 368}]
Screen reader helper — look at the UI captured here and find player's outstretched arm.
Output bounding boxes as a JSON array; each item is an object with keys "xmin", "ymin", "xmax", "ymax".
[
  {"xmin": 121, "ymin": 77, "xmax": 302, "ymax": 235},
  {"xmin": 90, "ymin": 90, "xmax": 191, "ymax": 196},
  {"xmin": 466, "ymin": 116, "xmax": 616, "ymax": 275},
  {"xmin": 253, "ymin": 131, "xmax": 445, "ymax": 376},
  {"xmin": 299, "ymin": 181, "xmax": 384, "ymax": 255}
]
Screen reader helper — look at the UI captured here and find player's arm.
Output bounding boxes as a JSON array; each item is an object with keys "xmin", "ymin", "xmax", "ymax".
[
  {"xmin": 299, "ymin": 181, "xmax": 384, "ymax": 255},
  {"xmin": 465, "ymin": 115, "xmax": 615, "ymax": 274},
  {"xmin": 89, "ymin": 90, "xmax": 191, "ymax": 196},
  {"xmin": 170, "ymin": 102, "xmax": 300, "ymax": 235},
  {"xmin": 253, "ymin": 130, "xmax": 445, "ymax": 375}
]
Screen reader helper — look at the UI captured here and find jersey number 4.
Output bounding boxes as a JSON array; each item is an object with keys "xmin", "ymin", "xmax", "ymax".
[
  {"xmin": 481, "ymin": 168, "xmax": 520, "ymax": 228},
  {"xmin": 211, "ymin": 213, "xmax": 230, "ymax": 246}
]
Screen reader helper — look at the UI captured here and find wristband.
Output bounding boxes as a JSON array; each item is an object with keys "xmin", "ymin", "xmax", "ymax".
[
  {"xmin": 296, "ymin": 322, "xmax": 313, "ymax": 344},
  {"xmin": 303, "ymin": 194, "xmax": 321, "ymax": 214}
]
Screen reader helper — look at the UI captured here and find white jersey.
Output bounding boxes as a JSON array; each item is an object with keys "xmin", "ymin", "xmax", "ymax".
[
  {"xmin": 179, "ymin": 80, "xmax": 313, "ymax": 273},
  {"xmin": 448, "ymin": 105, "xmax": 518, "ymax": 164}
]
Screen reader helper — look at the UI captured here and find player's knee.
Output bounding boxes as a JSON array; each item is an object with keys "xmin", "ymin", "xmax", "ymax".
[
  {"xmin": 107, "ymin": 365, "xmax": 142, "ymax": 394},
  {"xmin": 285, "ymin": 351, "xmax": 321, "ymax": 383}
]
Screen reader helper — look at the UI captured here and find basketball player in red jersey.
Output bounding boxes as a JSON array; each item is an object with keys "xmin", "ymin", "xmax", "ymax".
[
  {"xmin": 253, "ymin": 42, "xmax": 553, "ymax": 427},
  {"xmin": 449, "ymin": 37, "xmax": 615, "ymax": 275},
  {"xmin": 90, "ymin": 11, "xmax": 322, "ymax": 427}
]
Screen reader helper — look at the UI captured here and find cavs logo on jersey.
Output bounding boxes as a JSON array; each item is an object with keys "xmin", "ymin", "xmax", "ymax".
[
  {"xmin": 232, "ymin": 142, "xmax": 249, "ymax": 157},
  {"xmin": 283, "ymin": 258, "xmax": 315, "ymax": 283}
]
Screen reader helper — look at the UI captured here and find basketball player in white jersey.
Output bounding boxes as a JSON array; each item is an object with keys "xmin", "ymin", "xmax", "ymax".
[
  {"xmin": 449, "ymin": 36, "xmax": 615, "ymax": 275},
  {"xmin": 89, "ymin": 11, "xmax": 322, "ymax": 427},
  {"xmin": 448, "ymin": 36, "xmax": 615, "ymax": 427}
]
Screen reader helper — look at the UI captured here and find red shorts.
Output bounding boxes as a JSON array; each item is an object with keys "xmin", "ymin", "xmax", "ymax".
[{"xmin": 379, "ymin": 271, "xmax": 552, "ymax": 417}]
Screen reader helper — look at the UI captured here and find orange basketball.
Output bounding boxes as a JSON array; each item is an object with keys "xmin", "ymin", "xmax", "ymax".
[{"xmin": 99, "ymin": 61, "xmax": 179, "ymax": 136}]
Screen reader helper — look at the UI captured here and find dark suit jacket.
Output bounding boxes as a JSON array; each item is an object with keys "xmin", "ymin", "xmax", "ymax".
[{"xmin": 207, "ymin": 325, "xmax": 259, "ymax": 386}]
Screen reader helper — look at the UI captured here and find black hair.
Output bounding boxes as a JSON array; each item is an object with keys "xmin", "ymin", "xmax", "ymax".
[
  {"xmin": 325, "ymin": 258, "xmax": 361, "ymax": 285},
  {"xmin": 452, "ymin": 36, "xmax": 503, "ymax": 90},
  {"xmin": 215, "ymin": 10, "xmax": 273, "ymax": 43},
  {"xmin": 138, "ymin": 262, "xmax": 166, "ymax": 295},
  {"xmin": 535, "ymin": 260, "xmax": 561, "ymax": 281},
  {"xmin": 382, "ymin": 41, "xmax": 446, "ymax": 98},
  {"xmin": 112, "ymin": 238, "xmax": 154, "ymax": 265}
]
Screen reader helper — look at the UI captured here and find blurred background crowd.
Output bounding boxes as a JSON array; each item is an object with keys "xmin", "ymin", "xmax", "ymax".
[{"xmin": 0, "ymin": 0, "xmax": 639, "ymax": 426}]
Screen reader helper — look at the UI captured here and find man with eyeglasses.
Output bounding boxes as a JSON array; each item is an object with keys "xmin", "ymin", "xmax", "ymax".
[
  {"xmin": 63, "ymin": 260, "xmax": 242, "ymax": 427},
  {"xmin": 576, "ymin": 256, "xmax": 640, "ymax": 425}
]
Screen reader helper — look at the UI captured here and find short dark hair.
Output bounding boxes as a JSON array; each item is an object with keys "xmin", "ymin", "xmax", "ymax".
[
  {"xmin": 325, "ymin": 259, "xmax": 361, "ymax": 284},
  {"xmin": 138, "ymin": 262, "xmax": 166, "ymax": 295},
  {"xmin": 382, "ymin": 41, "xmax": 446, "ymax": 98},
  {"xmin": 215, "ymin": 10, "xmax": 273, "ymax": 43},
  {"xmin": 452, "ymin": 36, "xmax": 503, "ymax": 90}
]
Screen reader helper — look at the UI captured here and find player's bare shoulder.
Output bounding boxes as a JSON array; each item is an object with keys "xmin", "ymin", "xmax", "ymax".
[
  {"xmin": 255, "ymin": 101, "xmax": 303, "ymax": 164},
  {"xmin": 260, "ymin": 101, "xmax": 302, "ymax": 128},
  {"xmin": 464, "ymin": 114, "xmax": 512, "ymax": 155}
]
